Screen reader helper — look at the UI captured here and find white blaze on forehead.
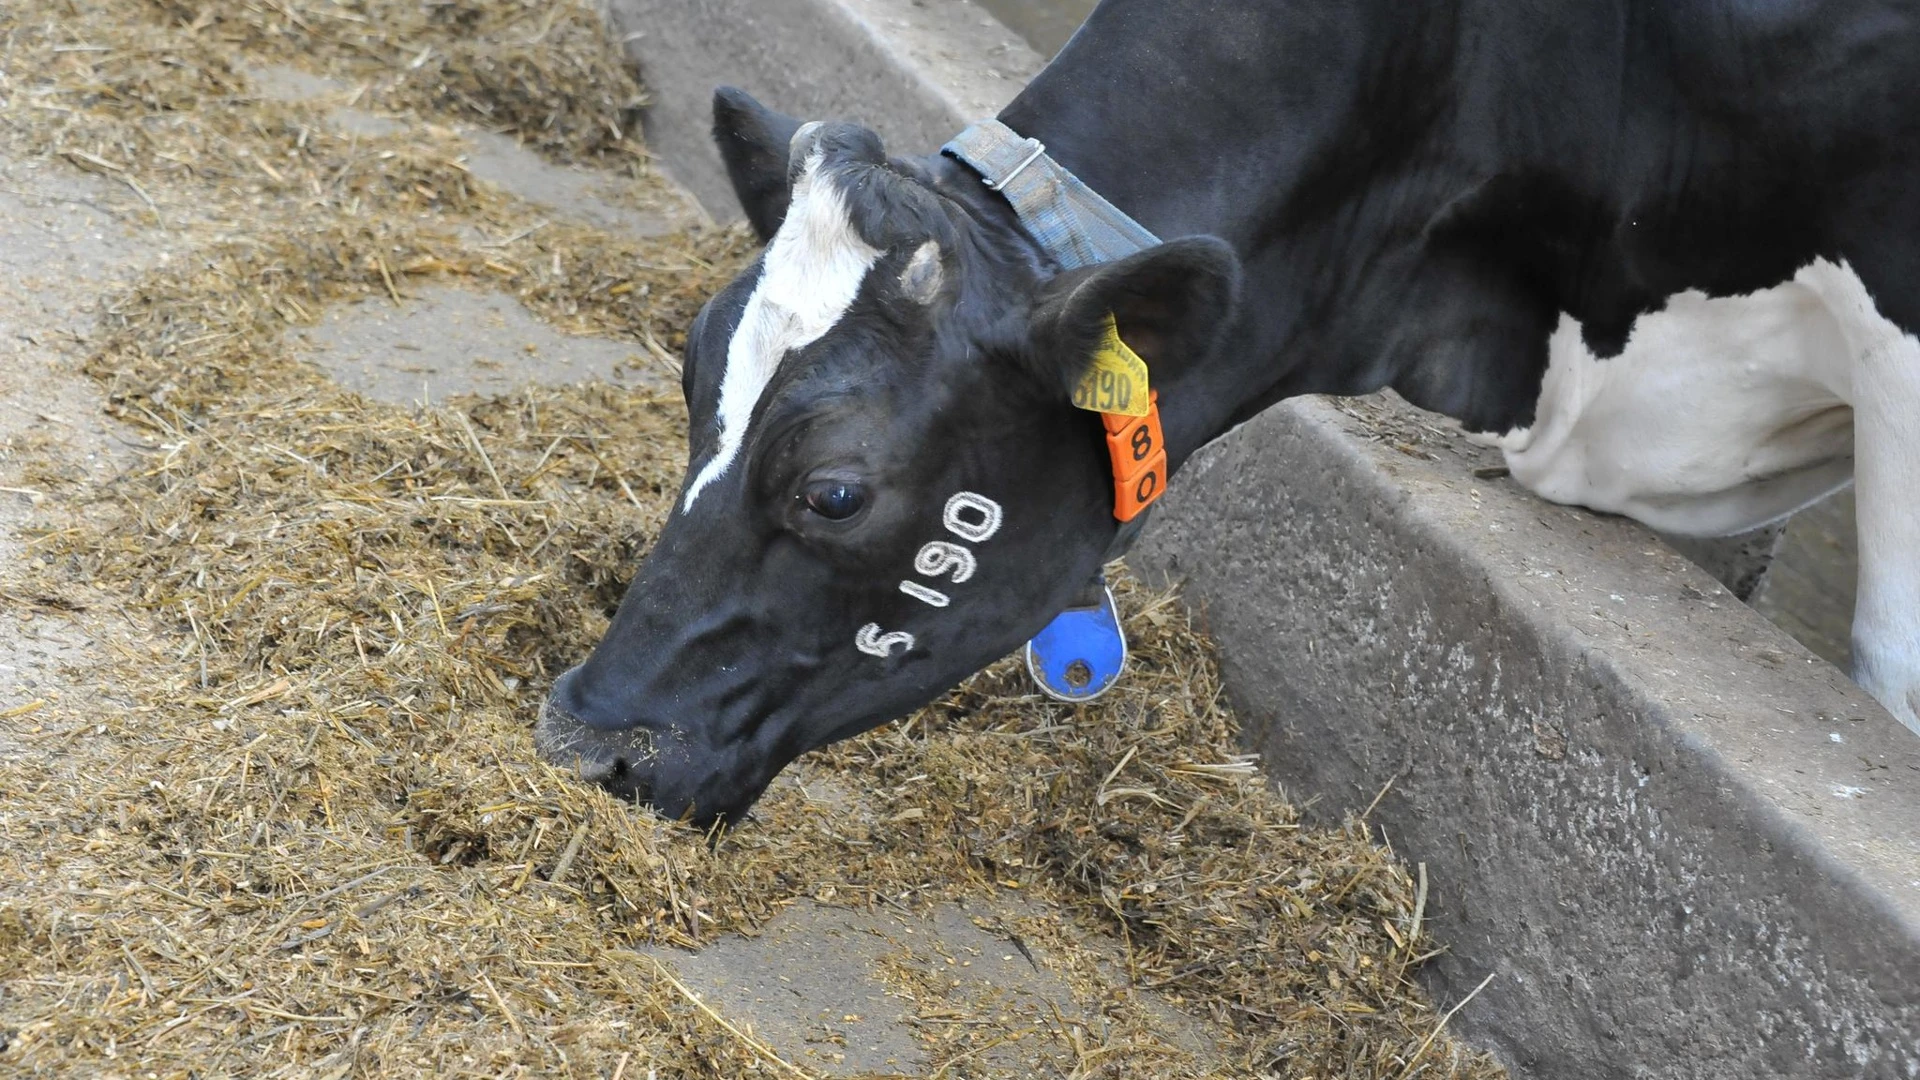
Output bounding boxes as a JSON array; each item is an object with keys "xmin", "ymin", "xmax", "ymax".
[{"xmin": 681, "ymin": 154, "xmax": 882, "ymax": 511}]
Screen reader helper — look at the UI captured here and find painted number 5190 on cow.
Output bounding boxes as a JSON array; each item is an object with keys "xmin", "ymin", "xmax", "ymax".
[{"xmin": 857, "ymin": 491, "xmax": 1004, "ymax": 658}]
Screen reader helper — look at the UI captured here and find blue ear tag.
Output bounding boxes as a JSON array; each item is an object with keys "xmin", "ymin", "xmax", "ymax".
[{"xmin": 1024, "ymin": 580, "xmax": 1127, "ymax": 702}]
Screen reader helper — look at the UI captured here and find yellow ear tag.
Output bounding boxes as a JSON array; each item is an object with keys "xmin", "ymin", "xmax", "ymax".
[{"xmin": 1069, "ymin": 314, "xmax": 1151, "ymax": 417}]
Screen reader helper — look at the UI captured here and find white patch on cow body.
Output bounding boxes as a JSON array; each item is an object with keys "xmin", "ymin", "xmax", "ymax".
[
  {"xmin": 681, "ymin": 155, "xmax": 882, "ymax": 511},
  {"xmin": 1495, "ymin": 266, "xmax": 1856, "ymax": 537},
  {"xmin": 1492, "ymin": 258, "xmax": 1920, "ymax": 733},
  {"xmin": 1799, "ymin": 262, "xmax": 1920, "ymax": 735}
]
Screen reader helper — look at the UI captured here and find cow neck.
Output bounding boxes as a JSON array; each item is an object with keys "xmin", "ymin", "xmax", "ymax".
[{"xmin": 941, "ymin": 121, "xmax": 1166, "ymax": 550}]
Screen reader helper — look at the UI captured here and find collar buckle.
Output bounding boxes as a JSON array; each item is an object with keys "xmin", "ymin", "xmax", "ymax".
[{"xmin": 984, "ymin": 137, "xmax": 1048, "ymax": 191}]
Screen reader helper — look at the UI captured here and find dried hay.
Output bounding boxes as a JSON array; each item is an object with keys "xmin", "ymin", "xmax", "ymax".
[
  {"xmin": 153, "ymin": 0, "xmax": 646, "ymax": 162},
  {"xmin": 0, "ymin": 1, "xmax": 1509, "ymax": 1077}
]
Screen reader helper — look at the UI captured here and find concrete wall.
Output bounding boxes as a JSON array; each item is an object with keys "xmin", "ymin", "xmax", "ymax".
[
  {"xmin": 605, "ymin": 0, "xmax": 1920, "ymax": 1075},
  {"xmin": 613, "ymin": 0, "xmax": 1040, "ymax": 216},
  {"xmin": 1131, "ymin": 396, "xmax": 1920, "ymax": 1079}
]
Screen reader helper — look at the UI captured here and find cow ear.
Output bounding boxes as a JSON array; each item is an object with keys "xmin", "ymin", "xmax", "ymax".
[
  {"xmin": 712, "ymin": 87, "xmax": 806, "ymax": 242},
  {"xmin": 1027, "ymin": 237, "xmax": 1241, "ymax": 398}
]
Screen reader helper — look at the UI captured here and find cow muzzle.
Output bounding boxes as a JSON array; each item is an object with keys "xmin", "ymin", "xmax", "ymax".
[{"xmin": 534, "ymin": 667, "xmax": 769, "ymax": 825}]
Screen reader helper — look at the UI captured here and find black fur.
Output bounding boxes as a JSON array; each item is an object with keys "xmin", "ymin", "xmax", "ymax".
[
  {"xmin": 1024, "ymin": 238, "xmax": 1242, "ymax": 400},
  {"xmin": 712, "ymin": 86, "xmax": 803, "ymax": 241}
]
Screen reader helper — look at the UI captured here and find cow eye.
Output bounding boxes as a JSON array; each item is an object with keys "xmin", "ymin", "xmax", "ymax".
[{"xmin": 802, "ymin": 479, "xmax": 868, "ymax": 521}]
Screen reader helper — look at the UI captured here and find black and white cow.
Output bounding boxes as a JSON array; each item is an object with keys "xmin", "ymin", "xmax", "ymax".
[{"xmin": 537, "ymin": 0, "xmax": 1920, "ymax": 824}]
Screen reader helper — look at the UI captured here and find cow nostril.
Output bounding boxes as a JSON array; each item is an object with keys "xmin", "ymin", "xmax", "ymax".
[
  {"xmin": 1064, "ymin": 660, "xmax": 1093, "ymax": 689},
  {"xmin": 610, "ymin": 757, "xmax": 631, "ymax": 780}
]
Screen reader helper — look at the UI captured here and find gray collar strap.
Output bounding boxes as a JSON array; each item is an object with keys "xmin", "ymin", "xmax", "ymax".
[{"xmin": 942, "ymin": 119, "xmax": 1160, "ymax": 269}]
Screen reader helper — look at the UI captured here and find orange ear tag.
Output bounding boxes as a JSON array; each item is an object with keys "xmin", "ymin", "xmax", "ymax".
[
  {"xmin": 1103, "ymin": 393, "xmax": 1166, "ymax": 521},
  {"xmin": 1068, "ymin": 316, "xmax": 1165, "ymax": 522}
]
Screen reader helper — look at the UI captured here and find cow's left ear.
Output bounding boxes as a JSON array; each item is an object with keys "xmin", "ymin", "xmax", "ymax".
[
  {"xmin": 1026, "ymin": 237, "xmax": 1241, "ymax": 394},
  {"xmin": 712, "ymin": 87, "xmax": 806, "ymax": 242}
]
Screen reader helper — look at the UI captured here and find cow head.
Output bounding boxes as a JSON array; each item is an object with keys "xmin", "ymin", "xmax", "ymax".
[{"xmin": 535, "ymin": 89, "xmax": 1241, "ymax": 824}]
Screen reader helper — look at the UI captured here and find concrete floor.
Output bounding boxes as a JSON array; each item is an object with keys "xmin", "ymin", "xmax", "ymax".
[
  {"xmin": 0, "ymin": 163, "xmax": 149, "ymax": 760},
  {"xmin": 301, "ymin": 284, "xmax": 665, "ymax": 407},
  {"xmin": 974, "ymin": 0, "xmax": 1097, "ymax": 56}
]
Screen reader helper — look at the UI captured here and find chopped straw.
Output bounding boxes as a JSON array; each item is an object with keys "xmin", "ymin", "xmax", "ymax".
[{"xmin": 0, "ymin": 1, "xmax": 1509, "ymax": 1077}]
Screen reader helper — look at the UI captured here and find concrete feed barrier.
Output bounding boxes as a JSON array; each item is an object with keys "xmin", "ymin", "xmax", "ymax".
[
  {"xmin": 1132, "ymin": 396, "xmax": 1920, "ymax": 1079},
  {"xmin": 604, "ymin": 0, "xmax": 1920, "ymax": 1076},
  {"xmin": 608, "ymin": 0, "xmax": 1041, "ymax": 215}
]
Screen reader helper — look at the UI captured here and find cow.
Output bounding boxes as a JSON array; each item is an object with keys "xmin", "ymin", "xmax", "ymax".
[{"xmin": 536, "ymin": 0, "xmax": 1920, "ymax": 825}]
